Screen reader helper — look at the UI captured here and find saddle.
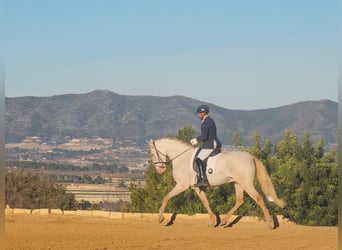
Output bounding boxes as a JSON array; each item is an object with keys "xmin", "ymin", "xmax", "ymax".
[{"xmin": 192, "ymin": 148, "xmax": 221, "ymax": 173}]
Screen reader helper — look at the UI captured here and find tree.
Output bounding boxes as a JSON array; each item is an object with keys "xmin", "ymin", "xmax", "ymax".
[
  {"xmin": 5, "ymin": 171, "xmax": 78, "ymax": 210},
  {"xmin": 300, "ymin": 132, "xmax": 315, "ymax": 164},
  {"xmin": 271, "ymin": 133, "xmax": 337, "ymax": 226},
  {"xmin": 232, "ymin": 131, "xmax": 242, "ymax": 148},
  {"xmin": 176, "ymin": 126, "xmax": 196, "ymax": 143},
  {"xmin": 315, "ymin": 138, "xmax": 325, "ymax": 159},
  {"xmin": 246, "ymin": 130, "xmax": 273, "ymax": 163}
]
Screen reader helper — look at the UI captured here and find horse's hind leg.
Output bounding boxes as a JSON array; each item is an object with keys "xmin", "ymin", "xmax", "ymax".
[
  {"xmin": 220, "ymin": 183, "xmax": 244, "ymax": 226},
  {"xmin": 158, "ymin": 185, "xmax": 188, "ymax": 224},
  {"xmin": 194, "ymin": 188, "xmax": 216, "ymax": 226},
  {"xmin": 244, "ymin": 185, "xmax": 274, "ymax": 229}
]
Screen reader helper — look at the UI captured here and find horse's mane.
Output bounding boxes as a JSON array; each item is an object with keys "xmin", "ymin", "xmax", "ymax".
[{"xmin": 158, "ymin": 137, "xmax": 191, "ymax": 147}]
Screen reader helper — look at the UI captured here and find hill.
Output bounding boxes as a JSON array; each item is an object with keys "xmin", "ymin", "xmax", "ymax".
[{"xmin": 5, "ymin": 90, "xmax": 337, "ymax": 145}]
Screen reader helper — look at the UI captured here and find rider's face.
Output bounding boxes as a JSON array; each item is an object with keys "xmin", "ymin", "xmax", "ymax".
[{"xmin": 197, "ymin": 112, "xmax": 206, "ymax": 120}]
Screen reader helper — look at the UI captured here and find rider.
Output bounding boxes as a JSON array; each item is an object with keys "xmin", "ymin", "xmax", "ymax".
[{"xmin": 190, "ymin": 104, "xmax": 222, "ymax": 187}]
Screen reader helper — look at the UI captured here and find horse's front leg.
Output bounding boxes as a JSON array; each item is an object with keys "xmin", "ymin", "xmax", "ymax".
[
  {"xmin": 220, "ymin": 183, "xmax": 244, "ymax": 226},
  {"xmin": 158, "ymin": 185, "xmax": 188, "ymax": 224},
  {"xmin": 194, "ymin": 187, "xmax": 216, "ymax": 227}
]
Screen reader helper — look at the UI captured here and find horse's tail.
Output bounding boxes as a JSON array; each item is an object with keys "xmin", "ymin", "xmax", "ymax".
[{"xmin": 253, "ymin": 157, "xmax": 285, "ymax": 208}]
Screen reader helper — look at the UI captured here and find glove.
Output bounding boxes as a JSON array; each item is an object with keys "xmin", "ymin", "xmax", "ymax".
[{"xmin": 190, "ymin": 138, "xmax": 198, "ymax": 146}]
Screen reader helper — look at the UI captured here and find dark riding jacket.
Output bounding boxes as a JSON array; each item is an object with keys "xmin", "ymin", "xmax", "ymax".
[{"xmin": 196, "ymin": 115, "xmax": 222, "ymax": 150}]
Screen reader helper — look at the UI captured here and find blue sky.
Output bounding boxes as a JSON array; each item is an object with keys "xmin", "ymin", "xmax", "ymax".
[{"xmin": 5, "ymin": 0, "xmax": 338, "ymax": 110}]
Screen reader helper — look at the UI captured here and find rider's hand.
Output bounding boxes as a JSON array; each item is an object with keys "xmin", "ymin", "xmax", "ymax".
[{"xmin": 190, "ymin": 138, "xmax": 198, "ymax": 146}]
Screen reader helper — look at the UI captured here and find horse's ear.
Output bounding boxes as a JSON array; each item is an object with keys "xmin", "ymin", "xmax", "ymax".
[{"xmin": 146, "ymin": 139, "xmax": 153, "ymax": 147}]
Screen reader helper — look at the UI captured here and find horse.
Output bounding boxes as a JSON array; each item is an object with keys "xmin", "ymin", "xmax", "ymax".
[{"xmin": 147, "ymin": 137, "xmax": 285, "ymax": 229}]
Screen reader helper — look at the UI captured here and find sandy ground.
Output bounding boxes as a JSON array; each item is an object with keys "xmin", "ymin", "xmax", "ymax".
[{"xmin": 5, "ymin": 213, "xmax": 337, "ymax": 250}]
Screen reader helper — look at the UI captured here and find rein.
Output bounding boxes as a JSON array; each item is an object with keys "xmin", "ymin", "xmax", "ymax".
[{"xmin": 152, "ymin": 140, "xmax": 193, "ymax": 167}]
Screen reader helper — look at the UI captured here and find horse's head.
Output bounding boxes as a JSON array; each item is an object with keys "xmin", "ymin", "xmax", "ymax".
[{"xmin": 146, "ymin": 139, "xmax": 167, "ymax": 174}]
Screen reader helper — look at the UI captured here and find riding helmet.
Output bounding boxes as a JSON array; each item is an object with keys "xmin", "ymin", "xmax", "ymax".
[{"xmin": 196, "ymin": 104, "xmax": 209, "ymax": 114}]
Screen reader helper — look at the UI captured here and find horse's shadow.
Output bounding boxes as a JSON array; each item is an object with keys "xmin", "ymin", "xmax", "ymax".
[
  {"xmin": 222, "ymin": 215, "xmax": 243, "ymax": 228},
  {"xmin": 272, "ymin": 214, "xmax": 280, "ymax": 229},
  {"xmin": 165, "ymin": 212, "xmax": 221, "ymax": 227},
  {"xmin": 214, "ymin": 212, "xmax": 221, "ymax": 227},
  {"xmin": 222, "ymin": 214, "xmax": 280, "ymax": 229},
  {"xmin": 166, "ymin": 212, "xmax": 177, "ymax": 226},
  {"xmin": 165, "ymin": 213, "xmax": 279, "ymax": 229}
]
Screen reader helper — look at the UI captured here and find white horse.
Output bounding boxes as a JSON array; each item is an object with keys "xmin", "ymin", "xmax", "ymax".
[{"xmin": 147, "ymin": 137, "xmax": 285, "ymax": 229}]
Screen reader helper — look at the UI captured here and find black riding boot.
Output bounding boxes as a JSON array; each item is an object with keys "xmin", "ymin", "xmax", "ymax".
[{"xmin": 194, "ymin": 158, "xmax": 209, "ymax": 187}]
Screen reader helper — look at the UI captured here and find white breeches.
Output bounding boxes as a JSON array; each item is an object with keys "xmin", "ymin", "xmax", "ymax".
[
  {"xmin": 197, "ymin": 140, "xmax": 217, "ymax": 160},
  {"xmin": 197, "ymin": 149, "xmax": 213, "ymax": 161}
]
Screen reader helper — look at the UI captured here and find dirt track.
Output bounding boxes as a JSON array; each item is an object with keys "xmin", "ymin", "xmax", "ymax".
[{"xmin": 5, "ymin": 213, "xmax": 337, "ymax": 250}]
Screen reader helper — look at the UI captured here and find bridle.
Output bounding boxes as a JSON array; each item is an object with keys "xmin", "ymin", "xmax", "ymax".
[{"xmin": 151, "ymin": 140, "xmax": 193, "ymax": 168}]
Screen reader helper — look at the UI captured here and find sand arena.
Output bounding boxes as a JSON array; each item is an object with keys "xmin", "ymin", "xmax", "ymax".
[{"xmin": 5, "ymin": 208, "xmax": 337, "ymax": 250}]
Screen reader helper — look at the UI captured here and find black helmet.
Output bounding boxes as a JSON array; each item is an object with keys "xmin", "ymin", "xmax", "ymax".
[{"xmin": 196, "ymin": 104, "xmax": 209, "ymax": 114}]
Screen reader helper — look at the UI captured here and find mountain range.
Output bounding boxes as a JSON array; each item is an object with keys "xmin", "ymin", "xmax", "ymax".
[{"xmin": 5, "ymin": 90, "xmax": 337, "ymax": 146}]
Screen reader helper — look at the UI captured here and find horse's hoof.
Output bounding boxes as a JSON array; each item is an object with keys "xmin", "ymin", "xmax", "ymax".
[
  {"xmin": 267, "ymin": 220, "xmax": 275, "ymax": 229},
  {"xmin": 219, "ymin": 216, "xmax": 228, "ymax": 226},
  {"xmin": 158, "ymin": 216, "xmax": 165, "ymax": 224},
  {"xmin": 208, "ymin": 215, "xmax": 217, "ymax": 227},
  {"xmin": 209, "ymin": 220, "xmax": 216, "ymax": 227}
]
